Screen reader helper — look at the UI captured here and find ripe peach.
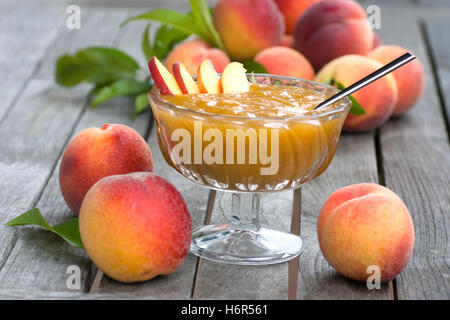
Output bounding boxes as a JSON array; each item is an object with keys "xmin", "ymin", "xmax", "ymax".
[
  {"xmin": 79, "ymin": 172, "xmax": 192, "ymax": 283},
  {"xmin": 293, "ymin": 0, "xmax": 373, "ymax": 70},
  {"xmin": 317, "ymin": 183, "xmax": 414, "ymax": 282},
  {"xmin": 213, "ymin": 0, "xmax": 285, "ymax": 60},
  {"xmin": 274, "ymin": 0, "xmax": 322, "ymax": 34},
  {"xmin": 369, "ymin": 45, "xmax": 425, "ymax": 115},
  {"xmin": 255, "ymin": 46, "xmax": 315, "ymax": 80},
  {"xmin": 59, "ymin": 124, "xmax": 154, "ymax": 215},
  {"xmin": 164, "ymin": 39, "xmax": 229, "ymax": 75},
  {"xmin": 316, "ymin": 55, "xmax": 397, "ymax": 132}
]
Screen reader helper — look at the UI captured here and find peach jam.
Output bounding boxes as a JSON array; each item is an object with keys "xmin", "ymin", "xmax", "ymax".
[{"xmin": 150, "ymin": 83, "xmax": 349, "ymax": 192}]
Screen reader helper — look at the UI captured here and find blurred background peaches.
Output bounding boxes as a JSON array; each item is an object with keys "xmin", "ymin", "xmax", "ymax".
[{"xmin": 159, "ymin": 0, "xmax": 424, "ymax": 133}]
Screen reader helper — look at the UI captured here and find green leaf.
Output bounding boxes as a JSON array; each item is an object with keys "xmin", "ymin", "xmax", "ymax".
[
  {"xmin": 5, "ymin": 208, "xmax": 84, "ymax": 249},
  {"xmin": 325, "ymin": 79, "xmax": 366, "ymax": 115},
  {"xmin": 56, "ymin": 47, "xmax": 140, "ymax": 87},
  {"xmin": 241, "ymin": 60, "xmax": 268, "ymax": 73},
  {"xmin": 52, "ymin": 218, "xmax": 83, "ymax": 248},
  {"xmin": 133, "ymin": 93, "xmax": 150, "ymax": 119},
  {"xmin": 153, "ymin": 25, "xmax": 190, "ymax": 60},
  {"xmin": 142, "ymin": 23, "xmax": 155, "ymax": 61},
  {"xmin": 189, "ymin": 0, "xmax": 211, "ymax": 42},
  {"xmin": 121, "ymin": 9, "xmax": 206, "ymax": 41},
  {"xmin": 347, "ymin": 95, "xmax": 366, "ymax": 115},
  {"xmin": 189, "ymin": 0, "xmax": 225, "ymax": 50},
  {"xmin": 90, "ymin": 79, "xmax": 151, "ymax": 108}
]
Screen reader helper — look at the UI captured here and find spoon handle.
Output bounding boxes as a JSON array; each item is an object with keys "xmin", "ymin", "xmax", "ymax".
[{"xmin": 315, "ymin": 52, "xmax": 416, "ymax": 110}]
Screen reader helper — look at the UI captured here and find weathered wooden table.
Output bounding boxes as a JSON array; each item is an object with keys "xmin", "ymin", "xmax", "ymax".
[{"xmin": 0, "ymin": 0, "xmax": 448, "ymax": 300}]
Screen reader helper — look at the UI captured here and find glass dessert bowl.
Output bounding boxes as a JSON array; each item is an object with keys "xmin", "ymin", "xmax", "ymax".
[{"xmin": 148, "ymin": 74, "xmax": 351, "ymax": 265}]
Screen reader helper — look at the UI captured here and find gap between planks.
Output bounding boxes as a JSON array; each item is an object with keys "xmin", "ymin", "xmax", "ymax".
[
  {"xmin": 191, "ymin": 189, "xmax": 217, "ymax": 299},
  {"xmin": 375, "ymin": 128, "xmax": 397, "ymax": 301}
]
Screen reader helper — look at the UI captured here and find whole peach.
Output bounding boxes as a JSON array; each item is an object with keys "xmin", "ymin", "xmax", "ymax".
[
  {"xmin": 59, "ymin": 124, "xmax": 154, "ymax": 215},
  {"xmin": 293, "ymin": 0, "xmax": 373, "ymax": 70},
  {"xmin": 369, "ymin": 45, "xmax": 425, "ymax": 115},
  {"xmin": 164, "ymin": 39, "xmax": 229, "ymax": 75},
  {"xmin": 316, "ymin": 55, "xmax": 397, "ymax": 132},
  {"xmin": 274, "ymin": 0, "xmax": 322, "ymax": 34},
  {"xmin": 318, "ymin": 183, "xmax": 414, "ymax": 282},
  {"xmin": 255, "ymin": 46, "xmax": 315, "ymax": 80},
  {"xmin": 213, "ymin": 0, "xmax": 285, "ymax": 60},
  {"xmin": 79, "ymin": 172, "xmax": 192, "ymax": 283}
]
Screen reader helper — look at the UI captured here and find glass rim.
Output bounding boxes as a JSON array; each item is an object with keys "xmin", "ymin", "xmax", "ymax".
[{"xmin": 148, "ymin": 73, "xmax": 352, "ymax": 122}]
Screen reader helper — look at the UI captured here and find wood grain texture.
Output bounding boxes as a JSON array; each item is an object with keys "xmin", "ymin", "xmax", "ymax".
[
  {"xmin": 0, "ymin": 7, "xmax": 130, "ymax": 292},
  {"xmin": 425, "ymin": 20, "xmax": 450, "ymax": 137},
  {"xmin": 0, "ymin": 0, "xmax": 66, "ymax": 121},
  {"xmin": 377, "ymin": 9, "xmax": 450, "ymax": 299},
  {"xmin": 96, "ymin": 125, "xmax": 209, "ymax": 298},
  {"xmin": 419, "ymin": 0, "xmax": 450, "ymax": 6},
  {"xmin": 357, "ymin": 0, "xmax": 414, "ymax": 4},
  {"xmin": 297, "ymin": 134, "xmax": 390, "ymax": 299},
  {"xmin": 0, "ymin": 288, "xmax": 157, "ymax": 300}
]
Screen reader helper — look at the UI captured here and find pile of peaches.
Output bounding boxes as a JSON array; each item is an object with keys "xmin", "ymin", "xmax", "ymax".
[
  {"xmin": 59, "ymin": 124, "xmax": 192, "ymax": 283},
  {"xmin": 164, "ymin": 0, "xmax": 424, "ymax": 132}
]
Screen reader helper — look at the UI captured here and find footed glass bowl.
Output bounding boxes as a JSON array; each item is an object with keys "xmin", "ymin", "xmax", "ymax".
[{"xmin": 148, "ymin": 74, "xmax": 351, "ymax": 265}]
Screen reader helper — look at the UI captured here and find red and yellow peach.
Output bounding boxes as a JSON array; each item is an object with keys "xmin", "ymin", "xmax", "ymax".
[
  {"xmin": 293, "ymin": 0, "xmax": 373, "ymax": 70},
  {"xmin": 317, "ymin": 183, "xmax": 414, "ymax": 282},
  {"xmin": 316, "ymin": 55, "xmax": 397, "ymax": 132},
  {"xmin": 369, "ymin": 45, "xmax": 425, "ymax": 115},
  {"xmin": 79, "ymin": 172, "xmax": 192, "ymax": 283},
  {"xmin": 255, "ymin": 46, "xmax": 315, "ymax": 80},
  {"xmin": 59, "ymin": 124, "xmax": 154, "ymax": 215},
  {"xmin": 164, "ymin": 39, "xmax": 229, "ymax": 75},
  {"xmin": 274, "ymin": 0, "xmax": 322, "ymax": 34},
  {"xmin": 213, "ymin": 0, "xmax": 285, "ymax": 60}
]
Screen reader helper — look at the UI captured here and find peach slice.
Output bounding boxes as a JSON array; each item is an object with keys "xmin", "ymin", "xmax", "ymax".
[
  {"xmin": 219, "ymin": 62, "xmax": 250, "ymax": 93},
  {"xmin": 197, "ymin": 60, "xmax": 220, "ymax": 94},
  {"xmin": 148, "ymin": 57, "xmax": 182, "ymax": 95},
  {"xmin": 173, "ymin": 62, "xmax": 199, "ymax": 94}
]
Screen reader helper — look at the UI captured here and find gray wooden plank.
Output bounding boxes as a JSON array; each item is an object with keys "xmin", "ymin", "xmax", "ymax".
[
  {"xmin": 425, "ymin": 20, "xmax": 450, "ymax": 137},
  {"xmin": 297, "ymin": 134, "xmax": 390, "ymax": 299},
  {"xmin": 419, "ymin": 0, "xmax": 450, "ymax": 6},
  {"xmin": 78, "ymin": 0, "xmax": 208, "ymax": 9},
  {"xmin": 95, "ymin": 124, "xmax": 208, "ymax": 298},
  {"xmin": 377, "ymin": 9, "xmax": 450, "ymax": 299},
  {"xmin": 357, "ymin": 0, "xmax": 414, "ymax": 5},
  {"xmin": 0, "ymin": 7, "xmax": 129, "ymax": 291},
  {"xmin": 0, "ymin": 288, "xmax": 160, "ymax": 300},
  {"xmin": 0, "ymin": 0, "xmax": 66, "ymax": 120}
]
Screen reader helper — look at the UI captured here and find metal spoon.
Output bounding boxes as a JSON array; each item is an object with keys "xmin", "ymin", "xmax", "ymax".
[{"xmin": 315, "ymin": 52, "xmax": 416, "ymax": 110}]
